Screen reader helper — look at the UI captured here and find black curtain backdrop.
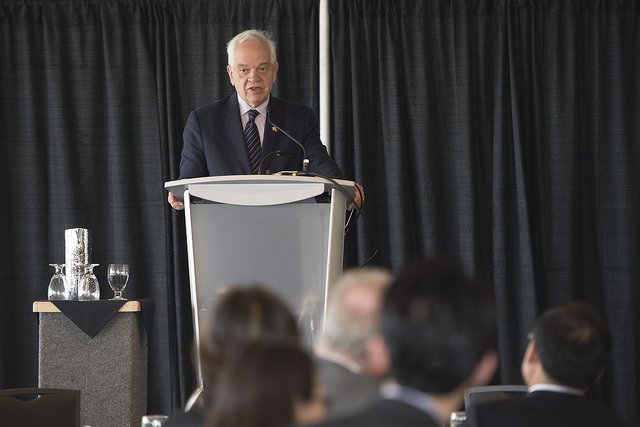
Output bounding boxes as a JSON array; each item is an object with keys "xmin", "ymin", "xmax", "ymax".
[
  {"xmin": 0, "ymin": 0, "xmax": 638, "ymax": 424},
  {"xmin": 0, "ymin": 0, "xmax": 321, "ymax": 415},
  {"xmin": 330, "ymin": 0, "xmax": 639, "ymax": 423}
]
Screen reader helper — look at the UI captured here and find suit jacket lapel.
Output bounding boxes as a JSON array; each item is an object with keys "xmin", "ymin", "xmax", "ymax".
[
  {"xmin": 262, "ymin": 97, "xmax": 279, "ymax": 156},
  {"xmin": 222, "ymin": 94, "xmax": 252, "ymax": 174}
]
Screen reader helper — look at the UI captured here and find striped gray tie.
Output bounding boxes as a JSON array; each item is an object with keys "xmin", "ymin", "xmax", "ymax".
[{"xmin": 244, "ymin": 109, "xmax": 261, "ymax": 174}]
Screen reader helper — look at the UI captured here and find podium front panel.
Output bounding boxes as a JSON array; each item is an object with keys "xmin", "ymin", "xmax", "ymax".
[
  {"xmin": 172, "ymin": 175, "xmax": 353, "ymax": 392},
  {"xmin": 189, "ymin": 199, "xmax": 331, "ymax": 346}
]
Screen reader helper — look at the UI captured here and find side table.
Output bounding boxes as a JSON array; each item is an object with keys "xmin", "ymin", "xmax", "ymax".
[{"xmin": 34, "ymin": 300, "xmax": 148, "ymax": 427}]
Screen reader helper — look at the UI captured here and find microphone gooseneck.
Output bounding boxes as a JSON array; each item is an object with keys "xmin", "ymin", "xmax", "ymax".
[{"xmin": 266, "ymin": 106, "xmax": 310, "ymax": 173}]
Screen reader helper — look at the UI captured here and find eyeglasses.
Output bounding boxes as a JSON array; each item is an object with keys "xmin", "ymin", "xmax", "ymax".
[{"xmin": 527, "ymin": 332, "xmax": 535, "ymax": 341}]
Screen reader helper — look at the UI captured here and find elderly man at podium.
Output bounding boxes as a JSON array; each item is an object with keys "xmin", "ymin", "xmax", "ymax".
[{"xmin": 168, "ymin": 28, "xmax": 363, "ymax": 211}]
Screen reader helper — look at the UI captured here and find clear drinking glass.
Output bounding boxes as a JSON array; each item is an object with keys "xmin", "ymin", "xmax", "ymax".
[
  {"xmin": 78, "ymin": 263, "xmax": 100, "ymax": 301},
  {"xmin": 450, "ymin": 411, "xmax": 467, "ymax": 427},
  {"xmin": 107, "ymin": 263, "xmax": 129, "ymax": 300},
  {"xmin": 48, "ymin": 264, "xmax": 70, "ymax": 300},
  {"xmin": 141, "ymin": 415, "xmax": 168, "ymax": 427}
]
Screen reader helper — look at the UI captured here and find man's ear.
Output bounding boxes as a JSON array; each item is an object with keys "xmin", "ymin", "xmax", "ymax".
[
  {"xmin": 523, "ymin": 340, "xmax": 540, "ymax": 364},
  {"xmin": 520, "ymin": 340, "xmax": 540, "ymax": 385},
  {"xmin": 365, "ymin": 333, "xmax": 391, "ymax": 377},
  {"xmin": 226, "ymin": 64, "xmax": 234, "ymax": 86},
  {"xmin": 467, "ymin": 349, "xmax": 499, "ymax": 387}
]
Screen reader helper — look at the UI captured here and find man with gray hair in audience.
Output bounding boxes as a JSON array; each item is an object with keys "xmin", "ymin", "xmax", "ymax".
[
  {"xmin": 310, "ymin": 256, "xmax": 499, "ymax": 427},
  {"xmin": 315, "ymin": 267, "xmax": 393, "ymax": 418}
]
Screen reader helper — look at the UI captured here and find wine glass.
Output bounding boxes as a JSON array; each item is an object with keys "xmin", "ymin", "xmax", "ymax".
[
  {"xmin": 78, "ymin": 263, "xmax": 100, "ymax": 301},
  {"xmin": 108, "ymin": 264, "xmax": 129, "ymax": 300},
  {"xmin": 141, "ymin": 415, "xmax": 169, "ymax": 426},
  {"xmin": 48, "ymin": 264, "xmax": 70, "ymax": 300}
]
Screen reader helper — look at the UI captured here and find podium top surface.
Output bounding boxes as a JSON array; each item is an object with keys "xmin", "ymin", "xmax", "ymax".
[{"xmin": 165, "ymin": 175, "xmax": 355, "ymax": 203}]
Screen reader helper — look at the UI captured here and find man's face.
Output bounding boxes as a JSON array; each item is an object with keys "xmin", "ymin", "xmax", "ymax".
[{"xmin": 227, "ymin": 39, "xmax": 278, "ymax": 108}]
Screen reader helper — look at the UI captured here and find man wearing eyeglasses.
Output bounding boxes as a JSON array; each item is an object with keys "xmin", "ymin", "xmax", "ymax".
[{"xmin": 467, "ymin": 301, "xmax": 632, "ymax": 427}]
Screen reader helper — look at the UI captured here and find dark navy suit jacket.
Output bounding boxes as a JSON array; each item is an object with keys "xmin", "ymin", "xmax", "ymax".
[
  {"xmin": 466, "ymin": 390, "xmax": 633, "ymax": 427},
  {"xmin": 179, "ymin": 94, "xmax": 343, "ymax": 178},
  {"xmin": 315, "ymin": 357, "xmax": 381, "ymax": 419},
  {"xmin": 310, "ymin": 398, "xmax": 441, "ymax": 427}
]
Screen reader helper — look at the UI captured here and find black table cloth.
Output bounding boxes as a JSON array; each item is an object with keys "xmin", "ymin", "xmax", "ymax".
[{"xmin": 42, "ymin": 299, "xmax": 155, "ymax": 338}]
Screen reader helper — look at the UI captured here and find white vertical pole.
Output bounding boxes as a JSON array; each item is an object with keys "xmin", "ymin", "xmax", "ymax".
[{"xmin": 319, "ymin": 0, "xmax": 331, "ymax": 153}]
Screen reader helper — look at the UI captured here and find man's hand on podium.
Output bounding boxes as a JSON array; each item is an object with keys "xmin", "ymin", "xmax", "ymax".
[
  {"xmin": 168, "ymin": 192, "xmax": 184, "ymax": 210},
  {"xmin": 348, "ymin": 182, "xmax": 364, "ymax": 211}
]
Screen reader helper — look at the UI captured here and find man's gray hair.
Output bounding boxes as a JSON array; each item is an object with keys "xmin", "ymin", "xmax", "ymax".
[
  {"xmin": 227, "ymin": 29, "xmax": 277, "ymax": 67},
  {"xmin": 322, "ymin": 267, "xmax": 393, "ymax": 363}
]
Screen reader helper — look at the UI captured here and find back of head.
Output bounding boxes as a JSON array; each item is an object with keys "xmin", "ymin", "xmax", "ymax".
[
  {"xmin": 321, "ymin": 267, "xmax": 393, "ymax": 363},
  {"xmin": 200, "ymin": 285, "xmax": 299, "ymax": 392},
  {"xmin": 381, "ymin": 256, "xmax": 497, "ymax": 394},
  {"xmin": 208, "ymin": 341, "xmax": 316, "ymax": 427},
  {"xmin": 534, "ymin": 301, "xmax": 612, "ymax": 389}
]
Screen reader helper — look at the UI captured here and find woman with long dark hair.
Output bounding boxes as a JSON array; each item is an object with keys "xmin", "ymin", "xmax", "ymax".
[
  {"xmin": 199, "ymin": 285, "xmax": 301, "ymax": 404},
  {"xmin": 207, "ymin": 340, "xmax": 326, "ymax": 427},
  {"xmin": 166, "ymin": 285, "xmax": 302, "ymax": 426}
]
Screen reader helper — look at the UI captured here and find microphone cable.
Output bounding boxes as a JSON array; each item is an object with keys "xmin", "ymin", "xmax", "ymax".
[
  {"xmin": 302, "ymin": 172, "xmax": 379, "ymax": 267},
  {"xmin": 266, "ymin": 106, "xmax": 378, "ymax": 266}
]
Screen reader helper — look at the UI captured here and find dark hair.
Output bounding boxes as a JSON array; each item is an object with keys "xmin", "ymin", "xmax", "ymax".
[
  {"xmin": 381, "ymin": 256, "xmax": 497, "ymax": 393},
  {"xmin": 199, "ymin": 286, "xmax": 300, "ymax": 404},
  {"xmin": 533, "ymin": 301, "xmax": 612, "ymax": 389},
  {"xmin": 207, "ymin": 341, "xmax": 315, "ymax": 427}
]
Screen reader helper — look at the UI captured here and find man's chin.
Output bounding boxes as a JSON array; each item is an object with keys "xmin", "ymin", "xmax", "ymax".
[{"xmin": 244, "ymin": 94, "xmax": 267, "ymax": 107}]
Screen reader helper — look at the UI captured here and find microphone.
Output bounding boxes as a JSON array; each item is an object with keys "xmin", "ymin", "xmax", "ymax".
[
  {"xmin": 267, "ymin": 106, "xmax": 310, "ymax": 173},
  {"xmin": 258, "ymin": 150, "xmax": 293, "ymax": 175}
]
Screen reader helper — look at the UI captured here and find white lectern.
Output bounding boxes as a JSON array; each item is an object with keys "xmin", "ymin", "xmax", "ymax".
[{"xmin": 165, "ymin": 175, "xmax": 355, "ymax": 394}]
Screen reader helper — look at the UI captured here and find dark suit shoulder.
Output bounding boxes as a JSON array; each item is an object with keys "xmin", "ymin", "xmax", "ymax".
[
  {"xmin": 315, "ymin": 357, "xmax": 381, "ymax": 418},
  {"xmin": 192, "ymin": 94, "xmax": 237, "ymax": 115},
  {"xmin": 468, "ymin": 391, "xmax": 633, "ymax": 427},
  {"xmin": 311, "ymin": 398, "xmax": 440, "ymax": 427},
  {"xmin": 268, "ymin": 95, "xmax": 309, "ymax": 109},
  {"xmin": 266, "ymin": 96, "xmax": 315, "ymax": 125},
  {"xmin": 192, "ymin": 94, "xmax": 308, "ymax": 115}
]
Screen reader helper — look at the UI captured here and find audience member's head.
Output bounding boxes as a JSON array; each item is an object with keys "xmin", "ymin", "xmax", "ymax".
[
  {"xmin": 381, "ymin": 256, "xmax": 498, "ymax": 395},
  {"xmin": 522, "ymin": 301, "xmax": 612, "ymax": 390},
  {"xmin": 207, "ymin": 341, "xmax": 326, "ymax": 427},
  {"xmin": 318, "ymin": 267, "xmax": 393, "ymax": 376},
  {"xmin": 199, "ymin": 285, "xmax": 300, "ymax": 404}
]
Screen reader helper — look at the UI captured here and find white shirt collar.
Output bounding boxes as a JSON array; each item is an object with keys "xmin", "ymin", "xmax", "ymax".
[
  {"xmin": 237, "ymin": 94, "xmax": 269, "ymax": 117},
  {"xmin": 381, "ymin": 383, "xmax": 446, "ymax": 426},
  {"xmin": 528, "ymin": 383, "xmax": 584, "ymax": 396}
]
